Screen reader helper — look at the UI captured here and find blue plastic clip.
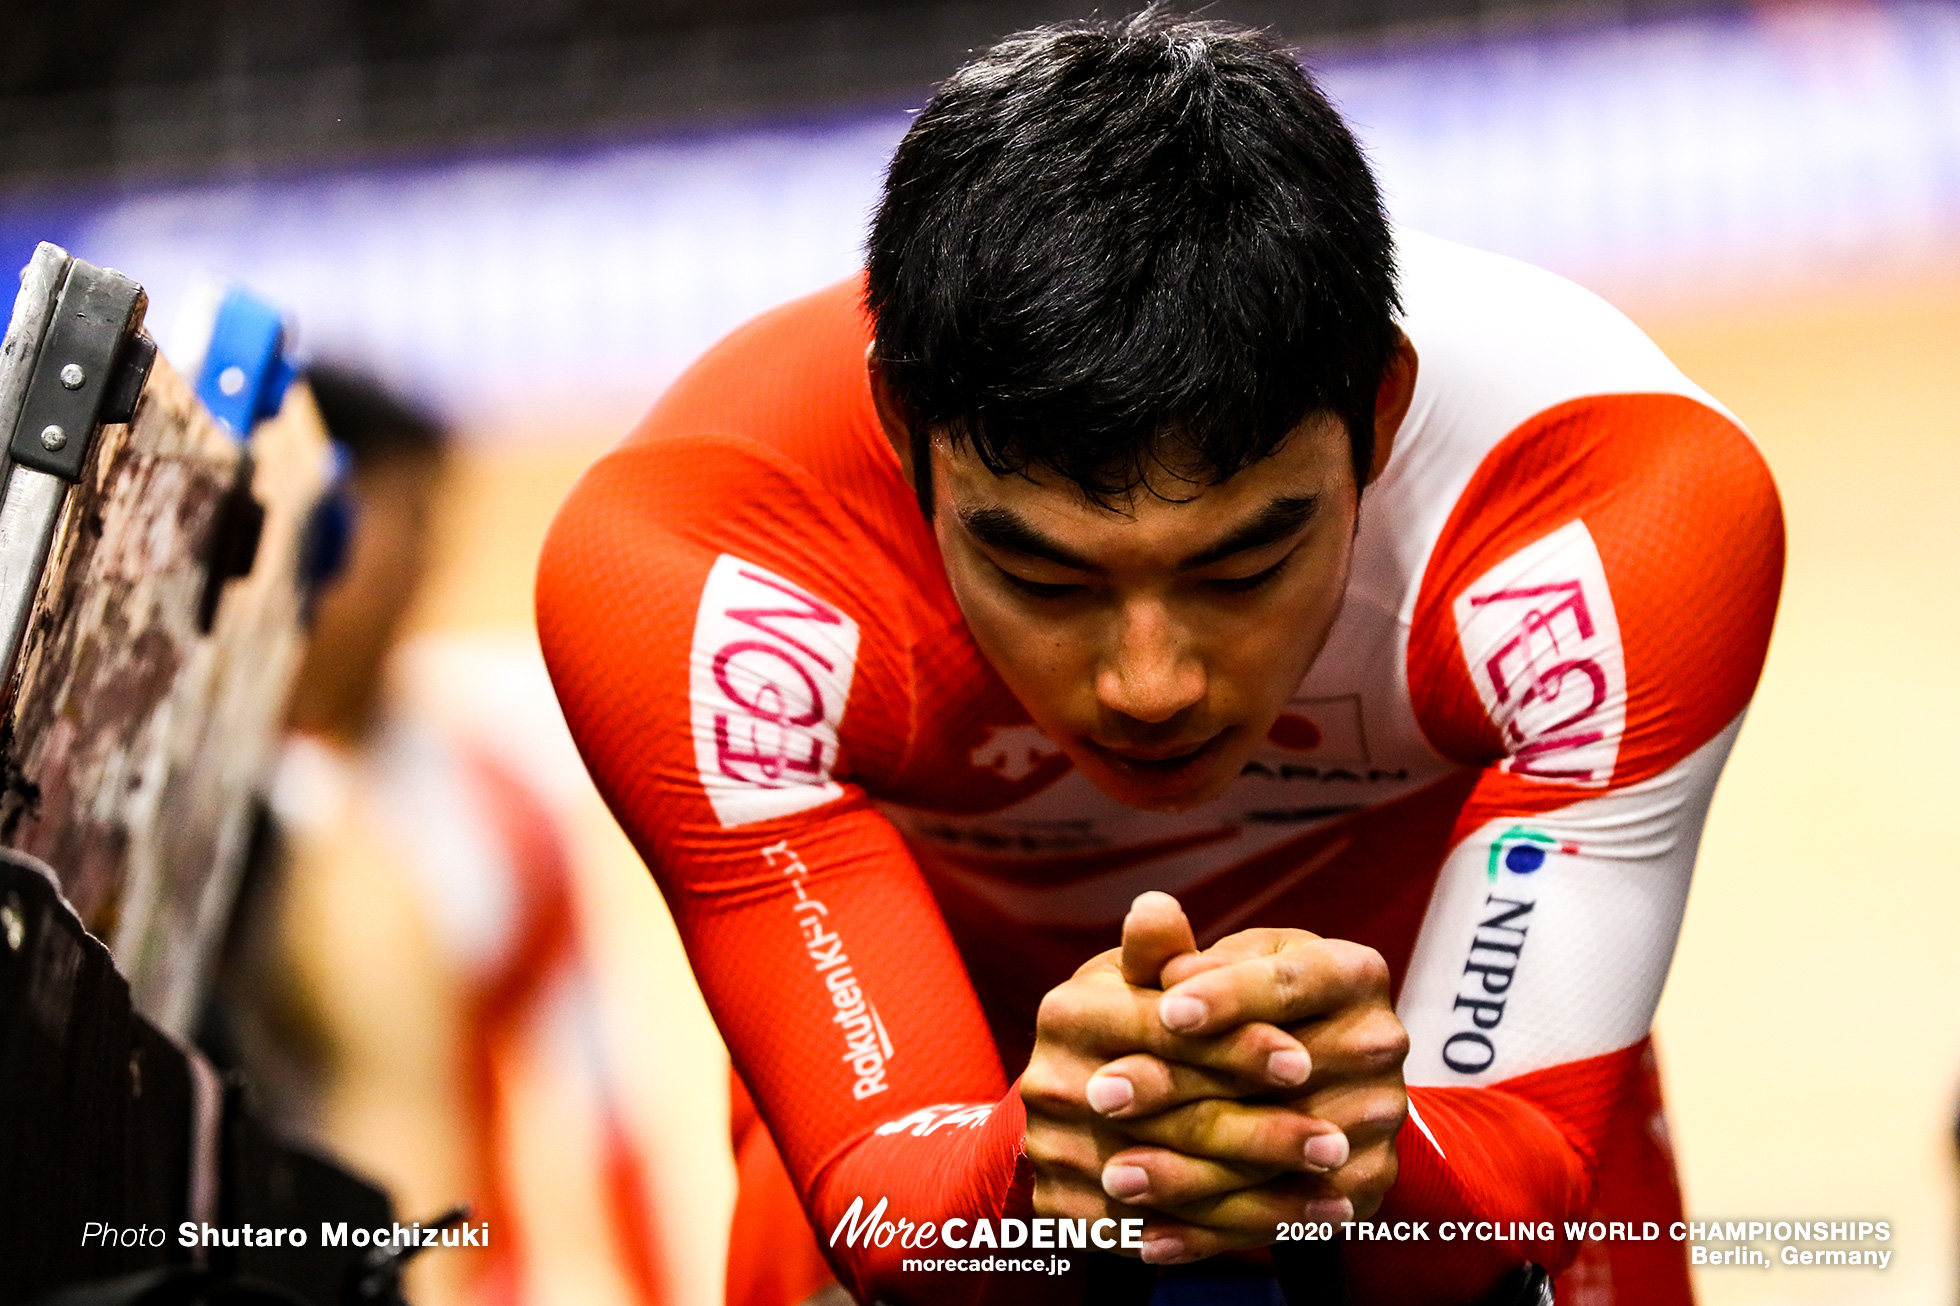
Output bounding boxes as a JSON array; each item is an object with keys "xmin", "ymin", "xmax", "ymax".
[
  {"xmin": 298, "ymin": 441, "xmax": 358, "ymax": 619},
  {"xmin": 194, "ymin": 288, "xmax": 298, "ymax": 438}
]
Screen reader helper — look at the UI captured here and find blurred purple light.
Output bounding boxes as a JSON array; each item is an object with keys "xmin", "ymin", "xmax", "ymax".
[{"xmin": 5, "ymin": 1, "xmax": 1953, "ymax": 437}]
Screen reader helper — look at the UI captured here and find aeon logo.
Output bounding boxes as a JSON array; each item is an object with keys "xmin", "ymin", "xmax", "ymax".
[
  {"xmin": 1454, "ymin": 521, "xmax": 1627, "ymax": 786},
  {"xmin": 689, "ymin": 555, "xmax": 861, "ymax": 827}
]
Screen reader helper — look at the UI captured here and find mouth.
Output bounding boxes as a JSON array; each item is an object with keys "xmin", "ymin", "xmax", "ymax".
[{"xmin": 1087, "ymin": 730, "xmax": 1229, "ymax": 778}]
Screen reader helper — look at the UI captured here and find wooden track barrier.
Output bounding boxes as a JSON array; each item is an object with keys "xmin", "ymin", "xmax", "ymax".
[
  {"xmin": 0, "ymin": 243, "xmax": 330, "ymax": 1039},
  {"xmin": 0, "ymin": 244, "xmax": 412, "ymax": 1306}
]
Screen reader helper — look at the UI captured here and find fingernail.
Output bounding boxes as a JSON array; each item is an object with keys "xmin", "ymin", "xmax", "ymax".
[
  {"xmin": 1267, "ymin": 1048, "xmax": 1311, "ymax": 1086},
  {"xmin": 1140, "ymin": 1236, "xmax": 1185, "ymax": 1265},
  {"xmin": 1160, "ymin": 993, "xmax": 1207, "ymax": 1033},
  {"xmin": 1102, "ymin": 1164, "xmax": 1150, "ymax": 1201},
  {"xmin": 1303, "ymin": 1197, "xmax": 1353, "ymax": 1224},
  {"xmin": 1086, "ymin": 1073, "xmax": 1135, "ymax": 1115},
  {"xmin": 1303, "ymin": 1132, "xmax": 1349, "ymax": 1171}
]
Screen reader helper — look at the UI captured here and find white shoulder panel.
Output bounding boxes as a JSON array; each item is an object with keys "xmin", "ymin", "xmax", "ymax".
[
  {"xmin": 1345, "ymin": 231, "xmax": 1730, "ymax": 627},
  {"xmin": 1395, "ymin": 230, "xmax": 1729, "ymax": 444}
]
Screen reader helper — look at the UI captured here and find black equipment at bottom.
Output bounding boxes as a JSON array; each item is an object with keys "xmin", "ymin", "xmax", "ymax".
[{"xmin": 0, "ymin": 852, "xmax": 407, "ymax": 1306}]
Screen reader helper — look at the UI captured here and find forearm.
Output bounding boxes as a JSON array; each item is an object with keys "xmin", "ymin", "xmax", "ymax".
[
  {"xmin": 647, "ymin": 807, "xmax": 1083, "ymax": 1303},
  {"xmin": 1347, "ymin": 1042, "xmax": 1643, "ymax": 1303},
  {"xmin": 804, "ymin": 1090, "xmax": 1086, "ymax": 1305}
]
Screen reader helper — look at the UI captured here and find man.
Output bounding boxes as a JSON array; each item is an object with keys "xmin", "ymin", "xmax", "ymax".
[
  {"xmin": 220, "ymin": 369, "xmax": 669, "ymax": 1306},
  {"xmin": 537, "ymin": 13, "xmax": 1782, "ymax": 1306}
]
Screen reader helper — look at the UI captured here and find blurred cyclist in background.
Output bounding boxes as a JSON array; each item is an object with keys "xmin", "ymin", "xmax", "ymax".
[{"xmin": 212, "ymin": 366, "xmax": 670, "ymax": 1306}]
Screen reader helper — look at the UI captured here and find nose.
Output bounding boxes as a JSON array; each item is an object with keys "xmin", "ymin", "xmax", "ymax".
[{"xmin": 1095, "ymin": 598, "xmax": 1206, "ymax": 726}]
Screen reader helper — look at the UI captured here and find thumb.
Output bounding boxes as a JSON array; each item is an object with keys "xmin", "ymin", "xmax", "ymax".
[{"xmin": 1120, "ymin": 891, "xmax": 1197, "ymax": 988}]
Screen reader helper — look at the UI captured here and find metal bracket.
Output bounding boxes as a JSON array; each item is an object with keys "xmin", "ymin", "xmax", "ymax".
[
  {"xmin": 7, "ymin": 259, "xmax": 152, "ymax": 482},
  {"xmin": 0, "ymin": 249, "xmax": 154, "ymax": 688}
]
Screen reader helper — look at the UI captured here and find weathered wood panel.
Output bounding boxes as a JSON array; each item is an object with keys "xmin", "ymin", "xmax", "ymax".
[{"xmin": 0, "ymin": 348, "xmax": 331, "ymax": 1034}]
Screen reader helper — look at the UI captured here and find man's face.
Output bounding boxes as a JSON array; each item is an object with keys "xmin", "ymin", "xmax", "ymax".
[{"xmin": 932, "ymin": 417, "xmax": 1360, "ymax": 812}]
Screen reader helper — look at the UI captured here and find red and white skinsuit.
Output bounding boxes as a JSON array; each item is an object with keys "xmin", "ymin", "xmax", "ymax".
[{"xmin": 536, "ymin": 232, "xmax": 1784, "ymax": 1306}]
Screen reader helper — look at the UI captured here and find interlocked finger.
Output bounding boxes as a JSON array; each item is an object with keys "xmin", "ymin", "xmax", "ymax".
[
  {"xmin": 1157, "ymin": 936, "xmax": 1391, "ymax": 1038},
  {"xmin": 1105, "ymin": 1095, "xmax": 1339, "ymax": 1170},
  {"xmin": 1084, "ymin": 1048, "xmax": 1306, "ymax": 1120}
]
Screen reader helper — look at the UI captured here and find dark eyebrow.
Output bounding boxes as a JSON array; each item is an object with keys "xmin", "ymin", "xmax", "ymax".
[
  {"xmin": 958, "ymin": 506, "xmax": 1101, "ymax": 572},
  {"xmin": 1179, "ymin": 495, "xmax": 1320, "ymax": 569},
  {"xmin": 957, "ymin": 493, "xmax": 1319, "ymax": 576}
]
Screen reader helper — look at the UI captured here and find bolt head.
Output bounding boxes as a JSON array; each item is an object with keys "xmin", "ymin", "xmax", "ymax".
[
  {"xmin": 59, "ymin": 362, "xmax": 85, "ymax": 389},
  {"xmin": 218, "ymin": 366, "xmax": 248, "ymax": 398},
  {"xmin": 39, "ymin": 424, "xmax": 66, "ymax": 451}
]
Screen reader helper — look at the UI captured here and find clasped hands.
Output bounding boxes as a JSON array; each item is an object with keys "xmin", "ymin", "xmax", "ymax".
[{"xmin": 1020, "ymin": 891, "xmax": 1411, "ymax": 1265}]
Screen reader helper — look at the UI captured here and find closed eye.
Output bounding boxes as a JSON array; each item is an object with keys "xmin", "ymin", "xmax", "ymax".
[
  {"xmin": 1206, "ymin": 553, "xmax": 1292, "ymax": 593},
  {"xmin": 999, "ymin": 568, "xmax": 1083, "ymax": 600}
]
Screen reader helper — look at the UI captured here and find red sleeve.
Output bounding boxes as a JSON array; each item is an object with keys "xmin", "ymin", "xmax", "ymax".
[
  {"xmin": 1350, "ymin": 393, "xmax": 1784, "ymax": 1302},
  {"xmin": 537, "ymin": 428, "xmax": 1066, "ymax": 1305}
]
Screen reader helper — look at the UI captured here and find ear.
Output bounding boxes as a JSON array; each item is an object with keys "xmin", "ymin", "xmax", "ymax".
[
  {"xmin": 1367, "ymin": 331, "xmax": 1419, "ymax": 486},
  {"xmin": 866, "ymin": 345, "xmax": 936, "ymax": 522},
  {"xmin": 867, "ymin": 346, "xmax": 913, "ymax": 476}
]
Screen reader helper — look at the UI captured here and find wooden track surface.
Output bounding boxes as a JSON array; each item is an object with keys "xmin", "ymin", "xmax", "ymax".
[{"xmin": 1639, "ymin": 274, "xmax": 1960, "ymax": 1306}]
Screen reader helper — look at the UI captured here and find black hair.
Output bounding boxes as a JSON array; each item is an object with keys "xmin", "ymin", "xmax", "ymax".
[
  {"xmin": 866, "ymin": 10, "xmax": 1399, "ymax": 510},
  {"xmin": 305, "ymin": 363, "xmax": 446, "ymax": 468}
]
